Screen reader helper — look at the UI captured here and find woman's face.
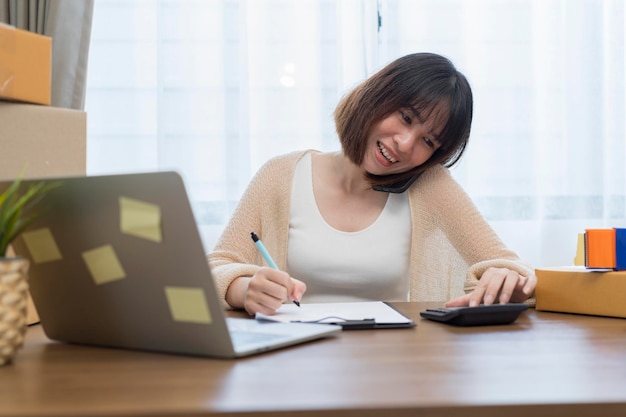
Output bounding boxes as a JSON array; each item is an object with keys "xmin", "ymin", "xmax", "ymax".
[{"xmin": 362, "ymin": 106, "xmax": 445, "ymax": 176}]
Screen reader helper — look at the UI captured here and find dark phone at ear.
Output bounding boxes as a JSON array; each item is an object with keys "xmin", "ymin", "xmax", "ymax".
[{"xmin": 372, "ymin": 175, "xmax": 419, "ymax": 193}]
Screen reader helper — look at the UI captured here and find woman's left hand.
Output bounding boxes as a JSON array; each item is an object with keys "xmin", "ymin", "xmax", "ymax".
[{"xmin": 445, "ymin": 267, "xmax": 536, "ymax": 307}]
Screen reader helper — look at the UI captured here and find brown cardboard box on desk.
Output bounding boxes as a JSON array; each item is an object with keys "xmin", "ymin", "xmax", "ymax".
[
  {"xmin": 0, "ymin": 102, "xmax": 86, "ymax": 181},
  {"xmin": 0, "ymin": 102, "xmax": 87, "ymax": 324},
  {"xmin": 535, "ymin": 266, "xmax": 626, "ymax": 319},
  {"xmin": 0, "ymin": 23, "xmax": 52, "ymax": 105}
]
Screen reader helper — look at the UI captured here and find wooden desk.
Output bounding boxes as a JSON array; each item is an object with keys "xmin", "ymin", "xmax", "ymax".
[{"xmin": 2, "ymin": 302, "xmax": 626, "ymax": 417}]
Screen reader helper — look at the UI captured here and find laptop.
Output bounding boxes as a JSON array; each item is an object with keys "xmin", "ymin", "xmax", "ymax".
[{"xmin": 7, "ymin": 171, "xmax": 340, "ymax": 358}]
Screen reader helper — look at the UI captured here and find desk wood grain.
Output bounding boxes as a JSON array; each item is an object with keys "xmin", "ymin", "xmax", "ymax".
[{"xmin": 2, "ymin": 302, "xmax": 626, "ymax": 417}]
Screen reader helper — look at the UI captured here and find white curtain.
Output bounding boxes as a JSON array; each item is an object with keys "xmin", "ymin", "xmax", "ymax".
[
  {"xmin": 85, "ymin": 0, "xmax": 626, "ymax": 268},
  {"xmin": 378, "ymin": 0, "xmax": 626, "ymax": 267}
]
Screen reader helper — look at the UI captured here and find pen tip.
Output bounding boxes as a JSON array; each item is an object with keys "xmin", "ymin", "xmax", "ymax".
[
  {"xmin": 250, "ymin": 232, "xmax": 258, "ymax": 242},
  {"xmin": 293, "ymin": 300, "xmax": 301, "ymax": 307}
]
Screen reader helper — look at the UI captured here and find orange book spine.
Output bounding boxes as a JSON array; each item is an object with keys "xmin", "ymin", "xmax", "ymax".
[{"xmin": 585, "ymin": 228, "xmax": 616, "ymax": 269}]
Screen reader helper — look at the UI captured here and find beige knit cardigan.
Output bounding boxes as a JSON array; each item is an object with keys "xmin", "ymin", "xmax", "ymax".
[{"xmin": 208, "ymin": 150, "xmax": 534, "ymax": 309}]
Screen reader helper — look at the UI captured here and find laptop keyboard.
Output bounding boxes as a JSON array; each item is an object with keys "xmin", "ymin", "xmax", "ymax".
[
  {"xmin": 226, "ymin": 318, "xmax": 287, "ymax": 347},
  {"xmin": 230, "ymin": 331, "xmax": 285, "ymax": 346}
]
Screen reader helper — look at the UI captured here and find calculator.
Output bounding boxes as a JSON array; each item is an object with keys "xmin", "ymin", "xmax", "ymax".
[{"xmin": 419, "ymin": 303, "xmax": 529, "ymax": 326}]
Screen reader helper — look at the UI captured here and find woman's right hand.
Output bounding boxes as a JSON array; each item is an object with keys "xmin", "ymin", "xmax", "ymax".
[{"xmin": 235, "ymin": 267, "xmax": 306, "ymax": 316}]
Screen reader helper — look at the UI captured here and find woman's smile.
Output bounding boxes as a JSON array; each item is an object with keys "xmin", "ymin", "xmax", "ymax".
[{"xmin": 377, "ymin": 141, "xmax": 398, "ymax": 164}]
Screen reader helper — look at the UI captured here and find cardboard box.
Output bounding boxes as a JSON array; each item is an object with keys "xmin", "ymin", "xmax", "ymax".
[
  {"xmin": 535, "ymin": 266, "xmax": 626, "ymax": 318},
  {"xmin": 0, "ymin": 102, "xmax": 86, "ymax": 181},
  {"xmin": 0, "ymin": 101, "xmax": 87, "ymax": 324},
  {"xmin": 0, "ymin": 23, "xmax": 52, "ymax": 105}
]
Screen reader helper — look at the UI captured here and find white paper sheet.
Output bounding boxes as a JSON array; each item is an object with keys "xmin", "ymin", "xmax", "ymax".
[{"xmin": 255, "ymin": 301, "xmax": 412, "ymax": 325}]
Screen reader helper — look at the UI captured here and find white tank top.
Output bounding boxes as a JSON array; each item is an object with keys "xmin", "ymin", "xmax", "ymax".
[{"xmin": 287, "ymin": 153, "xmax": 411, "ymax": 303}]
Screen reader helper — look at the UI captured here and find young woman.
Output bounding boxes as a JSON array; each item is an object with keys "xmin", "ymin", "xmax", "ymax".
[{"xmin": 208, "ymin": 52, "xmax": 536, "ymax": 315}]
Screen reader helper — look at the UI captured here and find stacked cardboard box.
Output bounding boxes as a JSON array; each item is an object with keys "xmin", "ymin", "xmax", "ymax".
[
  {"xmin": 0, "ymin": 102, "xmax": 86, "ymax": 180},
  {"xmin": 0, "ymin": 23, "xmax": 51, "ymax": 105},
  {"xmin": 0, "ymin": 23, "xmax": 87, "ymax": 324},
  {"xmin": 535, "ymin": 266, "xmax": 626, "ymax": 319}
]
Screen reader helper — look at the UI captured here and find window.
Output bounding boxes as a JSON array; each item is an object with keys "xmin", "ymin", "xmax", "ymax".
[{"xmin": 86, "ymin": 0, "xmax": 626, "ymax": 266}]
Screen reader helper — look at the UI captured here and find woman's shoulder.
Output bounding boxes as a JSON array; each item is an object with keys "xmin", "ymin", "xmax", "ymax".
[
  {"xmin": 408, "ymin": 164, "xmax": 475, "ymax": 213},
  {"xmin": 407, "ymin": 164, "xmax": 472, "ymax": 202},
  {"xmin": 411, "ymin": 164, "xmax": 455, "ymax": 190},
  {"xmin": 239, "ymin": 150, "xmax": 321, "ymax": 207},
  {"xmin": 259, "ymin": 149, "xmax": 321, "ymax": 173}
]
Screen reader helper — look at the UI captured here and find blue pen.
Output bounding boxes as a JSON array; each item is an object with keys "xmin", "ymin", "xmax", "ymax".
[{"xmin": 250, "ymin": 231, "xmax": 300, "ymax": 307}]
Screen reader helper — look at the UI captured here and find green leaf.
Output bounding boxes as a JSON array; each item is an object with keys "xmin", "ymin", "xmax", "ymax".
[{"xmin": 0, "ymin": 174, "xmax": 61, "ymax": 257}]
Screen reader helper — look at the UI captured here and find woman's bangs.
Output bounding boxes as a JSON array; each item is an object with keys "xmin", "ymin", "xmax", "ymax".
[
  {"xmin": 437, "ymin": 101, "xmax": 470, "ymax": 166},
  {"xmin": 410, "ymin": 99, "xmax": 452, "ymax": 149}
]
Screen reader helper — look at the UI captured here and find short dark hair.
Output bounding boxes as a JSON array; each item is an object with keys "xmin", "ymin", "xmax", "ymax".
[{"xmin": 334, "ymin": 52, "xmax": 473, "ymax": 189}]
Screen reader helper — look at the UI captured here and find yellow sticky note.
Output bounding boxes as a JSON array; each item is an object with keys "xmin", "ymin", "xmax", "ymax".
[
  {"xmin": 119, "ymin": 196, "xmax": 162, "ymax": 242},
  {"xmin": 164, "ymin": 287, "xmax": 212, "ymax": 324},
  {"xmin": 22, "ymin": 228, "xmax": 62, "ymax": 263},
  {"xmin": 574, "ymin": 233, "xmax": 585, "ymax": 266},
  {"xmin": 82, "ymin": 245, "xmax": 126, "ymax": 285}
]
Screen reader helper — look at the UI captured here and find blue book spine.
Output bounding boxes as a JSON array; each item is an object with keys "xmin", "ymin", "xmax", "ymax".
[{"xmin": 615, "ymin": 228, "xmax": 626, "ymax": 270}]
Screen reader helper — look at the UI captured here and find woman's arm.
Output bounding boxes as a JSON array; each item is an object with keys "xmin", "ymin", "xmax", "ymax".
[
  {"xmin": 419, "ymin": 166, "xmax": 536, "ymax": 305},
  {"xmin": 207, "ymin": 151, "xmax": 306, "ymax": 309}
]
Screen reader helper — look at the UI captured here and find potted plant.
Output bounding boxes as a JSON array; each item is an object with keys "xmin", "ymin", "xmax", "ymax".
[{"xmin": 0, "ymin": 175, "xmax": 58, "ymax": 365}]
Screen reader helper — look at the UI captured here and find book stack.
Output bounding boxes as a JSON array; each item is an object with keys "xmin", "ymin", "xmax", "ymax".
[
  {"xmin": 0, "ymin": 23, "xmax": 87, "ymax": 324},
  {"xmin": 581, "ymin": 228, "xmax": 626, "ymax": 270}
]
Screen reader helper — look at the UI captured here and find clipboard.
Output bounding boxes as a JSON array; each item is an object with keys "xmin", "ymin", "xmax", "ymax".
[{"xmin": 255, "ymin": 301, "xmax": 416, "ymax": 330}]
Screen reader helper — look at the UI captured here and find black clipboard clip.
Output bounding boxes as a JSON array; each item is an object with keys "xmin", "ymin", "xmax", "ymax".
[
  {"xmin": 292, "ymin": 316, "xmax": 377, "ymax": 330},
  {"xmin": 332, "ymin": 318, "xmax": 376, "ymax": 330}
]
